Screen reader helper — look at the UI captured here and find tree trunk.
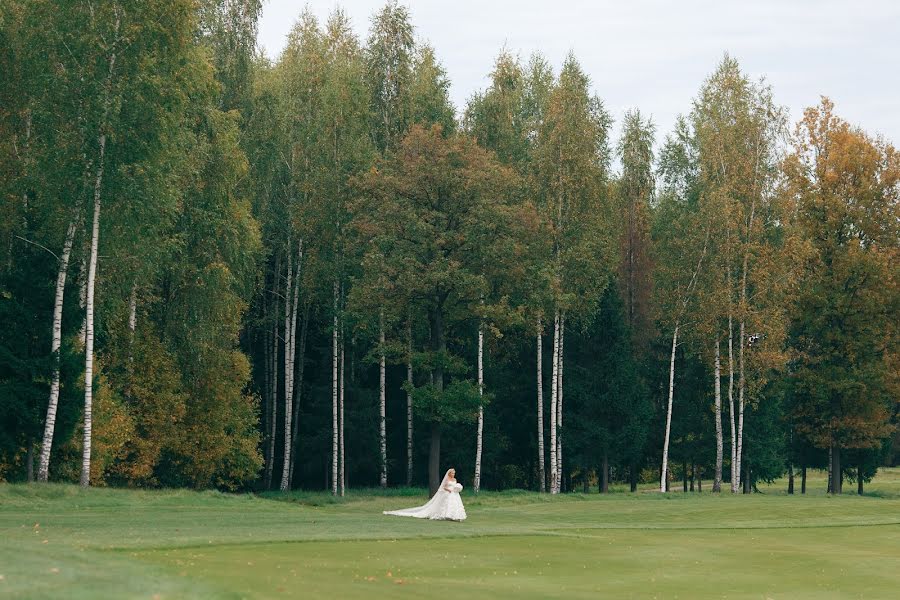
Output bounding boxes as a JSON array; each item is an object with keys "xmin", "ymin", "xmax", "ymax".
[
  {"xmin": 128, "ymin": 283, "xmax": 137, "ymax": 334},
  {"xmin": 788, "ymin": 463, "xmax": 794, "ymax": 494},
  {"xmin": 280, "ymin": 241, "xmax": 301, "ymax": 491},
  {"xmin": 736, "ymin": 318, "xmax": 746, "ymax": 492},
  {"xmin": 683, "ymin": 459, "xmax": 688, "ymax": 493},
  {"xmin": 81, "ymin": 139, "xmax": 105, "ymax": 489},
  {"xmin": 549, "ymin": 308, "xmax": 560, "ymax": 494},
  {"xmin": 379, "ymin": 311, "xmax": 387, "ymax": 488},
  {"xmin": 331, "ymin": 281, "xmax": 339, "ymax": 495},
  {"xmin": 629, "ymin": 464, "xmax": 638, "ymax": 493},
  {"xmin": 339, "ymin": 320, "xmax": 345, "ymax": 497},
  {"xmin": 742, "ymin": 457, "xmax": 751, "ymax": 494},
  {"xmin": 660, "ymin": 324, "xmax": 678, "ymax": 492},
  {"xmin": 583, "ymin": 468, "xmax": 590, "ymax": 493},
  {"xmin": 265, "ymin": 272, "xmax": 279, "ymax": 490},
  {"xmin": 728, "ymin": 314, "xmax": 737, "ymax": 493},
  {"xmin": 801, "ymin": 464, "xmax": 807, "ymax": 494},
  {"xmin": 736, "ymin": 196, "xmax": 756, "ymax": 495},
  {"xmin": 830, "ymin": 443, "xmax": 841, "ymax": 494},
  {"xmin": 80, "ymin": 8, "xmax": 119, "ymax": 490},
  {"xmin": 38, "ymin": 214, "xmax": 79, "ymax": 482},
  {"xmin": 690, "ymin": 461, "xmax": 695, "ymax": 492},
  {"xmin": 77, "ymin": 258, "xmax": 87, "ymax": 346},
  {"xmin": 473, "ymin": 318, "xmax": 484, "ymax": 493},
  {"xmin": 289, "ymin": 302, "xmax": 309, "ymax": 487},
  {"xmin": 697, "ymin": 470, "xmax": 702, "ymax": 493},
  {"xmin": 262, "ymin": 309, "xmax": 271, "ymax": 483},
  {"xmin": 557, "ymin": 312, "xmax": 565, "ymax": 493},
  {"xmin": 601, "ymin": 453, "xmax": 609, "ymax": 493},
  {"xmin": 406, "ymin": 320, "xmax": 413, "ymax": 487},
  {"xmin": 125, "ymin": 281, "xmax": 137, "ymax": 401},
  {"xmin": 536, "ymin": 317, "xmax": 546, "ymax": 493},
  {"xmin": 857, "ymin": 464, "xmax": 863, "ymax": 495},
  {"xmin": 827, "ymin": 444, "xmax": 833, "ymax": 494},
  {"xmin": 713, "ymin": 337, "xmax": 723, "ymax": 492}
]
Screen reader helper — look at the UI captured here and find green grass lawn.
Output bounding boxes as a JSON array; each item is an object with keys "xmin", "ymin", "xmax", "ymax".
[{"xmin": 2, "ymin": 469, "xmax": 900, "ymax": 599}]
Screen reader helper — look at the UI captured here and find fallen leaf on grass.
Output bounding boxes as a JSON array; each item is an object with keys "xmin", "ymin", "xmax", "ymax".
[
  {"xmin": 49, "ymin": 568, "xmax": 59, "ymax": 574},
  {"xmin": 394, "ymin": 579, "xmax": 406, "ymax": 585}
]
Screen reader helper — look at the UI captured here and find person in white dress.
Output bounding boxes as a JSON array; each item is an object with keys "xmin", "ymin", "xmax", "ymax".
[{"xmin": 383, "ymin": 468, "xmax": 467, "ymax": 521}]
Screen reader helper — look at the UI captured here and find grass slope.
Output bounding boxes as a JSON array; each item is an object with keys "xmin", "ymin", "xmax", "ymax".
[{"xmin": 2, "ymin": 469, "xmax": 899, "ymax": 599}]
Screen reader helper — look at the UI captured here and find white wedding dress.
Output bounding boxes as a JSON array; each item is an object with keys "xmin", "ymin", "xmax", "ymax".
[{"xmin": 383, "ymin": 469, "xmax": 467, "ymax": 521}]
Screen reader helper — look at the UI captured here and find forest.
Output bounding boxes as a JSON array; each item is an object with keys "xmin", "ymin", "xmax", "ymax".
[{"xmin": 1, "ymin": 0, "xmax": 898, "ymax": 498}]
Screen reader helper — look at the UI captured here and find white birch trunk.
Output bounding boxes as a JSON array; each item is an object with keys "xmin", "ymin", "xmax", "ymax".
[
  {"xmin": 331, "ymin": 280, "xmax": 339, "ymax": 495},
  {"xmin": 266, "ymin": 291, "xmax": 279, "ymax": 490},
  {"xmin": 474, "ymin": 319, "xmax": 484, "ymax": 493},
  {"xmin": 734, "ymin": 180, "xmax": 758, "ymax": 494},
  {"xmin": 289, "ymin": 302, "xmax": 309, "ymax": 487},
  {"xmin": 80, "ymin": 10, "xmax": 120, "ymax": 489},
  {"xmin": 280, "ymin": 249, "xmax": 292, "ymax": 490},
  {"xmin": 126, "ymin": 281, "xmax": 137, "ymax": 397},
  {"xmin": 81, "ymin": 137, "xmax": 105, "ymax": 488},
  {"xmin": 556, "ymin": 312, "xmax": 565, "ymax": 493},
  {"xmin": 728, "ymin": 314, "xmax": 737, "ymax": 493},
  {"xmin": 659, "ymin": 227, "xmax": 708, "ymax": 494},
  {"xmin": 379, "ymin": 311, "xmax": 387, "ymax": 488},
  {"xmin": 536, "ymin": 317, "xmax": 545, "ymax": 492},
  {"xmin": 128, "ymin": 282, "xmax": 137, "ymax": 338},
  {"xmin": 339, "ymin": 317, "xmax": 345, "ymax": 497},
  {"xmin": 736, "ymin": 318, "xmax": 746, "ymax": 492},
  {"xmin": 549, "ymin": 308, "xmax": 560, "ymax": 494},
  {"xmin": 660, "ymin": 324, "xmax": 679, "ymax": 492},
  {"xmin": 280, "ymin": 240, "xmax": 302, "ymax": 491},
  {"xmin": 406, "ymin": 321, "xmax": 413, "ymax": 486},
  {"xmin": 77, "ymin": 258, "xmax": 87, "ymax": 346},
  {"xmin": 713, "ymin": 336, "xmax": 723, "ymax": 492},
  {"xmin": 37, "ymin": 215, "xmax": 79, "ymax": 482}
]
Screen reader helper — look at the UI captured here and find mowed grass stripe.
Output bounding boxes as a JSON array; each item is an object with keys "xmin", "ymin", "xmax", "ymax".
[
  {"xmin": 2, "ymin": 469, "xmax": 900, "ymax": 599},
  {"xmin": 131, "ymin": 525, "xmax": 900, "ymax": 600}
]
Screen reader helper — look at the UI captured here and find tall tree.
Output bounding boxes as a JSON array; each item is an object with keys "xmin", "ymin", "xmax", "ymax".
[
  {"xmin": 691, "ymin": 56, "xmax": 789, "ymax": 492},
  {"xmin": 785, "ymin": 98, "xmax": 899, "ymax": 494},
  {"xmin": 355, "ymin": 124, "xmax": 517, "ymax": 495},
  {"xmin": 615, "ymin": 108, "xmax": 656, "ymax": 488},
  {"xmin": 366, "ymin": 1, "xmax": 414, "ymax": 152},
  {"xmin": 534, "ymin": 54, "xmax": 613, "ymax": 493}
]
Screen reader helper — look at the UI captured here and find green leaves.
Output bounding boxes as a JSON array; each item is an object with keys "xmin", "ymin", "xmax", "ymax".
[{"xmin": 406, "ymin": 380, "xmax": 486, "ymax": 424}]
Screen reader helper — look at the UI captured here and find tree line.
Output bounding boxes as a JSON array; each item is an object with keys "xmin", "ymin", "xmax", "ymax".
[{"xmin": 1, "ymin": 1, "xmax": 897, "ymax": 496}]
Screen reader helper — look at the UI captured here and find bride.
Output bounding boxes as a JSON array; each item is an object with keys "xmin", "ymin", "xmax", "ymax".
[{"xmin": 383, "ymin": 468, "xmax": 467, "ymax": 521}]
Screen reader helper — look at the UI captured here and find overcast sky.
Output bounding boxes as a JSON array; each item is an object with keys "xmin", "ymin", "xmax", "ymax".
[{"xmin": 258, "ymin": 1, "xmax": 899, "ymax": 154}]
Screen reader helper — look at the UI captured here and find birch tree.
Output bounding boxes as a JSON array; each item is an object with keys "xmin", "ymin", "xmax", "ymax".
[
  {"xmin": 691, "ymin": 56, "xmax": 789, "ymax": 491},
  {"xmin": 81, "ymin": 7, "xmax": 121, "ymax": 487},
  {"xmin": 534, "ymin": 54, "xmax": 613, "ymax": 493},
  {"xmin": 280, "ymin": 239, "xmax": 302, "ymax": 490}
]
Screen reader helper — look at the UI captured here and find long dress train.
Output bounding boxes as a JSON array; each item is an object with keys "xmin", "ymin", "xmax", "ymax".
[{"xmin": 383, "ymin": 469, "xmax": 467, "ymax": 521}]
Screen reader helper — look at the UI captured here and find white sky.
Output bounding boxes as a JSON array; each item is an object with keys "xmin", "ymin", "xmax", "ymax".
[{"xmin": 258, "ymin": 1, "xmax": 900, "ymax": 155}]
